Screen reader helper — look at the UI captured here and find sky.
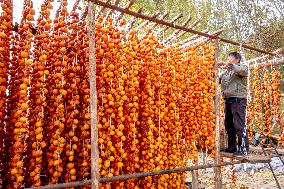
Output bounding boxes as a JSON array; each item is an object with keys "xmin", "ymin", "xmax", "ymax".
[{"xmin": 1, "ymin": 0, "xmax": 83, "ymax": 24}]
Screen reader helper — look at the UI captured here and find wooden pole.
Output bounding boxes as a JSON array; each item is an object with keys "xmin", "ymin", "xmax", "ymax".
[
  {"xmin": 163, "ymin": 17, "xmax": 194, "ymax": 44},
  {"xmin": 88, "ymin": 0, "xmax": 275, "ymax": 55},
  {"xmin": 214, "ymin": 39, "xmax": 222, "ymax": 189},
  {"xmin": 191, "ymin": 170, "xmax": 198, "ymax": 189},
  {"xmin": 178, "ymin": 30, "xmax": 209, "ymax": 46},
  {"xmin": 156, "ymin": 13, "xmax": 183, "ymax": 34},
  {"xmin": 88, "ymin": 2, "xmax": 99, "ymax": 189},
  {"xmin": 180, "ymin": 29, "xmax": 224, "ymax": 48},
  {"xmin": 191, "ymin": 158, "xmax": 199, "ymax": 189},
  {"xmin": 137, "ymin": 12, "xmax": 168, "ymax": 35}
]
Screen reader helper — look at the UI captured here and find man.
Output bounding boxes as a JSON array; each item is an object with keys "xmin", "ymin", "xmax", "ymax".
[{"xmin": 219, "ymin": 52, "xmax": 249, "ymax": 156}]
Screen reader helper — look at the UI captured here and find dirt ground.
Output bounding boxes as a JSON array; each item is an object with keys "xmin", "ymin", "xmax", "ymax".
[
  {"xmin": 185, "ymin": 155, "xmax": 284, "ymax": 189},
  {"xmin": 191, "ymin": 168, "xmax": 284, "ymax": 189}
]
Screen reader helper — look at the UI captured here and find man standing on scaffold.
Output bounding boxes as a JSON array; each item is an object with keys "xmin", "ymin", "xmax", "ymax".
[{"xmin": 219, "ymin": 52, "xmax": 249, "ymax": 156}]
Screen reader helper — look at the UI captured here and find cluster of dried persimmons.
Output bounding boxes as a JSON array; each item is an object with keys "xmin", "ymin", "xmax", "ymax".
[
  {"xmin": 247, "ymin": 63, "xmax": 283, "ymax": 148},
  {"xmin": 1, "ymin": 0, "xmax": 218, "ymax": 188}
]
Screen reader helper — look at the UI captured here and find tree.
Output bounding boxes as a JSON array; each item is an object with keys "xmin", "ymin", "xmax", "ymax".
[{"xmin": 94, "ymin": 0, "xmax": 284, "ymax": 58}]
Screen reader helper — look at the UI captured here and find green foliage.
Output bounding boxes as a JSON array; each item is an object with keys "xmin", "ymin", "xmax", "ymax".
[{"xmin": 95, "ymin": 0, "xmax": 284, "ymax": 59}]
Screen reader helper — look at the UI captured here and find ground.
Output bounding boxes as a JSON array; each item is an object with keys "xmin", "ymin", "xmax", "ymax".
[{"xmin": 185, "ymin": 154, "xmax": 284, "ymax": 189}]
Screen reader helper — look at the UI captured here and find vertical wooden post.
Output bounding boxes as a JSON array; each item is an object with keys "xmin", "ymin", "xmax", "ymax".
[
  {"xmin": 191, "ymin": 169, "xmax": 198, "ymax": 189},
  {"xmin": 213, "ymin": 39, "xmax": 222, "ymax": 189},
  {"xmin": 88, "ymin": 2, "xmax": 99, "ymax": 189},
  {"xmin": 192, "ymin": 156, "xmax": 199, "ymax": 189}
]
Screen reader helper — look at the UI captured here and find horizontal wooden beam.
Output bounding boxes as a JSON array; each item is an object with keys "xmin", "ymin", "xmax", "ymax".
[
  {"xmin": 220, "ymin": 152, "xmax": 272, "ymax": 162},
  {"xmin": 27, "ymin": 158, "xmax": 270, "ymax": 189},
  {"xmin": 89, "ymin": 0, "xmax": 275, "ymax": 55},
  {"xmin": 250, "ymin": 146, "xmax": 284, "ymax": 155}
]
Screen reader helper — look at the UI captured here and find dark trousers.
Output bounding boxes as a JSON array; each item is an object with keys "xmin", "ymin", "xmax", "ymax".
[{"xmin": 224, "ymin": 98, "xmax": 249, "ymax": 151}]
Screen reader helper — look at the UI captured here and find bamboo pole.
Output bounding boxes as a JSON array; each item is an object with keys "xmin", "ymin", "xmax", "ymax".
[
  {"xmin": 87, "ymin": 2, "xmax": 99, "ymax": 189},
  {"xmin": 88, "ymin": 0, "xmax": 275, "ymax": 55},
  {"xmin": 26, "ymin": 159, "xmax": 270, "ymax": 189},
  {"xmin": 214, "ymin": 39, "xmax": 222, "ymax": 189}
]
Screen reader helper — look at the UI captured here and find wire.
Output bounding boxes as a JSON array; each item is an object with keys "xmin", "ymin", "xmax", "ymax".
[{"xmin": 239, "ymin": 42, "xmax": 247, "ymax": 64}]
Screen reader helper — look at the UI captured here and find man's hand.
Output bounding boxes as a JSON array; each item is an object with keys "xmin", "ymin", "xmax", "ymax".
[
  {"xmin": 217, "ymin": 61, "xmax": 233, "ymax": 68},
  {"xmin": 217, "ymin": 61, "xmax": 228, "ymax": 68},
  {"xmin": 217, "ymin": 61, "xmax": 226, "ymax": 67}
]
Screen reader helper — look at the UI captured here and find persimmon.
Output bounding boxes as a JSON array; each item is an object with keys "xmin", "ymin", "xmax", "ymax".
[
  {"xmin": 0, "ymin": 3, "xmax": 227, "ymax": 186},
  {"xmin": 20, "ymin": 51, "xmax": 29, "ymax": 58},
  {"xmin": 0, "ymin": 32, "xmax": 7, "ymax": 38},
  {"xmin": 17, "ymin": 176, "xmax": 24, "ymax": 182},
  {"xmin": 11, "ymin": 168, "xmax": 18, "ymax": 175}
]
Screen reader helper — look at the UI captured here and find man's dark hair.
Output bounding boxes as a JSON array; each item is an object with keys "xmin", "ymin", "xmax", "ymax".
[{"xmin": 228, "ymin": 52, "xmax": 242, "ymax": 63}]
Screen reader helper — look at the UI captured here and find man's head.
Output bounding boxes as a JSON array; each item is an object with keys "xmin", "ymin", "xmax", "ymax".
[{"xmin": 228, "ymin": 52, "xmax": 241, "ymax": 64}]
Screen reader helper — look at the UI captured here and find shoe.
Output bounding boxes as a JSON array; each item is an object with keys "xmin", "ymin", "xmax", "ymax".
[
  {"xmin": 233, "ymin": 150, "xmax": 248, "ymax": 156},
  {"xmin": 222, "ymin": 147, "xmax": 237, "ymax": 153},
  {"xmin": 184, "ymin": 182, "xmax": 192, "ymax": 187}
]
